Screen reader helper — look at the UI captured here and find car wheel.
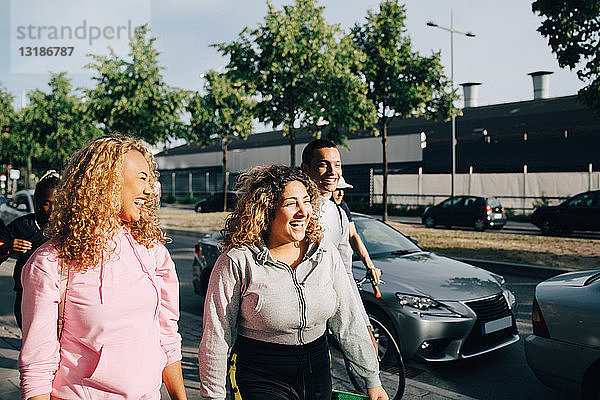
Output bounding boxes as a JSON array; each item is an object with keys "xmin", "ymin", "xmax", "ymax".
[
  {"xmin": 346, "ymin": 307, "xmax": 405, "ymax": 400},
  {"xmin": 424, "ymin": 216, "xmax": 435, "ymax": 228},
  {"xmin": 195, "ymin": 204, "xmax": 202, "ymax": 213},
  {"xmin": 581, "ymin": 364, "xmax": 600, "ymax": 400},
  {"xmin": 540, "ymin": 217, "xmax": 556, "ymax": 236},
  {"xmin": 474, "ymin": 217, "xmax": 487, "ymax": 232}
]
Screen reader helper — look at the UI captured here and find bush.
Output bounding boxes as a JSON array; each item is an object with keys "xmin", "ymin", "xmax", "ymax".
[
  {"xmin": 346, "ymin": 199, "xmax": 429, "ymax": 218},
  {"xmin": 163, "ymin": 194, "xmax": 176, "ymax": 204},
  {"xmin": 179, "ymin": 195, "xmax": 197, "ymax": 205},
  {"xmin": 531, "ymin": 193, "xmax": 550, "ymax": 209}
]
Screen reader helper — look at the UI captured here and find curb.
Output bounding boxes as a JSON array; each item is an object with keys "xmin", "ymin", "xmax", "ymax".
[
  {"xmin": 162, "ymin": 227, "xmax": 572, "ymax": 280},
  {"xmin": 163, "ymin": 227, "xmax": 212, "ymax": 238},
  {"xmin": 456, "ymin": 257, "xmax": 574, "ymax": 279}
]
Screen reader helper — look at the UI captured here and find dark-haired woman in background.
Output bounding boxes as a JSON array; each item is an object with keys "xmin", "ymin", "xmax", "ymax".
[
  {"xmin": 199, "ymin": 165, "xmax": 387, "ymax": 400},
  {"xmin": 0, "ymin": 171, "xmax": 60, "ymax": 329}
]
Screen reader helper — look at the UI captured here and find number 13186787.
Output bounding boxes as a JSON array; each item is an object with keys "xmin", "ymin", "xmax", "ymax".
[{"xmin": 19, "ymin": 47, "xmax": 74, "ymax": 56}]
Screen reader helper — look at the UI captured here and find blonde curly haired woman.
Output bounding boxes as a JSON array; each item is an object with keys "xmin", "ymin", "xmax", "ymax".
[
  {"xmin": 199, "ymin": 165, "xmax": 387, "ymax": 400},
  {"xmin": 18, "ymin": 135, "xmax": 187, "ymax": 400}
]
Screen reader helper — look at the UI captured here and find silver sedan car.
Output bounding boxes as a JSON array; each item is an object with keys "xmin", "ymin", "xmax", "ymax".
[
  {"xmin": 194, "ymin": 214, "xmax": 519, "ymax": 363},
  {"xmin": 351, "ymin": 214, "xmax": 519, "ymax": 362},
  {"xmin": 525, "ymin": 268, "xmax": 600, "ymax": 399}
]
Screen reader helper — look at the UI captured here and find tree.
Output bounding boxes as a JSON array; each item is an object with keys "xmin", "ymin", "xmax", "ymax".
[
  {"xmin": 86, "ymin": 25, "xmax": 187, "ymax": 145},
  {"xmin": 532, "ymin": 1, "xmax": 600, "ymax": 113},
  {"xmin": 215, "ymin": 0, "xmax": 376, "ymax": 167},
  {"xmin": 19, "ymin": 72, "xmax": 101, "ymax": 175},
  {"xmin": 0, "ymin": 85, "xmax": 17, "ymax": 166},
  {"xmin": 186, "ymin": 71, "xmax": 255, "ymax": 210},
  {"xmin": 352, "ymin": 0, "xmax": 456, "ymax": 220}
]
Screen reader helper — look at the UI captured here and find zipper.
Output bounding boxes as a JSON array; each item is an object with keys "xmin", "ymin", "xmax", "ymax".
[{"xmin": 276, "ymin": 260, "xmax": 307, "ymax": 345}]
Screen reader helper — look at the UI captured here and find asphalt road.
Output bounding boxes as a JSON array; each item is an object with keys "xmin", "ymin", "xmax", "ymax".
[
  {"xmin": 390, "ymin": 215, "xmax": 600, "ymax": 239},
  {"xmin": 166, "ymin": 232, "xmax": 571, "ymax": 400}
]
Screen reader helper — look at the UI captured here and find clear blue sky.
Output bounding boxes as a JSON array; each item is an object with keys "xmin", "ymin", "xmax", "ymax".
[{"xmin": 0, "ymin": 0, "xmax": 585, "ymax": 132}]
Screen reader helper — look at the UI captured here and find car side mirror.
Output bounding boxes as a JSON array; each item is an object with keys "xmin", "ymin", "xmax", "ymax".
[
  {"xmin": 408, "ymin": 236, "xmax": 419, "ymax": 246},
  {"xmin": 17, "ymin": 203, "xmax": 28, "ymax": 211}
]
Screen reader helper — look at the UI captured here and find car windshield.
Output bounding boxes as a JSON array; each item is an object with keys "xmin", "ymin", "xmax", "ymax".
[{"xmin": 353, "ymin": 217, "xmax": 421, "ymax": 257}]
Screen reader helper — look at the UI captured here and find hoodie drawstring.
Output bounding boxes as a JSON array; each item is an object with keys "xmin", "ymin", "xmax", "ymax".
[
  {"xmin": 99, "ymin": 253, "xmax": 105, "ymax": 304},
  {"xmin": 123, "ymin": 230, "xmax": 160, "ymax": 317}
]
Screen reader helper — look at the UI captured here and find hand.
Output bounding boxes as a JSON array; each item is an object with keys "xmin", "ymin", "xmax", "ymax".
[
  {"xmin": 367, "ymin": 326, "xmax": 378, "ymax": 358},
  {"xmin": 13, "ymin": 238, "xmax": 32, "ymax": 253},
  {"xmin": 368, "ymin": 266, "xmax": 382, "ymax": 284},
  {"xmin": 367, "ymin": 385, "xmax": 389, "ymax": 400}
]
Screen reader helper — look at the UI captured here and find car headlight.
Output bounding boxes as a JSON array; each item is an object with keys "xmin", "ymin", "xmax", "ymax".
[
  {"xmin": 396, "ymin": 293, "xmax": 440, "ymax": 310},
  {"xmin": 502, "ymin": 289, "xmax": 517, "ymax": 310},
  {"xmin": 395, "ymin": 292, "xmax": 464, "ymax": 318}
]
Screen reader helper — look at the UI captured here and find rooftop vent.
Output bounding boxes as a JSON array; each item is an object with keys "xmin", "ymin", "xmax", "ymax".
[
  {"xmin": 528, "ymin": 71, "xmax": 553, "ymax": 100},
  {"xmin": 460, "ymin": 82, "xmax": 481, "ymax": 108}
]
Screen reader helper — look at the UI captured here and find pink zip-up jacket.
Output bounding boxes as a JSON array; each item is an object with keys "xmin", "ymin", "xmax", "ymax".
[{"xmin": 18, "ymin": 227, "xmax": 182, "ymax": 400}]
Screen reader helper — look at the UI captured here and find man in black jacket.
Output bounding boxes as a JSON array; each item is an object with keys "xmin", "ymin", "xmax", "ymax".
[{"xmin": 0, "ymin": 171, "xmax": 60, "ymax": 328}]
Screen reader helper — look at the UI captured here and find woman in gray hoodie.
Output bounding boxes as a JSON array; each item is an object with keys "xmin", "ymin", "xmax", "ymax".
[{"xmin": 198, "ymin": 165, "xmax": 387, "ymax": 400}]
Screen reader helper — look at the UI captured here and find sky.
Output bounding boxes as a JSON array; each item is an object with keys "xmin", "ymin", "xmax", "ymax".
[{"xmin": 0, "ymin": 0, "xmax": 586, "ymax": 133}]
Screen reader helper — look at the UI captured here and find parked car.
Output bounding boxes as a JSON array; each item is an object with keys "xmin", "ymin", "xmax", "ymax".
[
  {"xmin": 194, "ymin": 191, "xmax": 238, "ymax": 213},
  {"xmin": 0, "ymin": 189, "xmax": 34, "ymax": 225},
  {"xmin": 525, "ymin": 268, "xmax": 600, "ymax": 399},
  {"xmin": 193, "ymin": 213, "xmax": 519, "ymax": 362},
  {"xmin": 422, "ymin": 195, "xmax": 506, "ymax": 231},
  {"xmin": 530, "ymin": 190, "xmax": 600, "ymax": 235}
]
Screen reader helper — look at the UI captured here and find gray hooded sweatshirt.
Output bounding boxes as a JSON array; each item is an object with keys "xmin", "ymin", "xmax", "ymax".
[{"xmin": 198, "ymin": 239, "xmax": 381, "ymax": 400}]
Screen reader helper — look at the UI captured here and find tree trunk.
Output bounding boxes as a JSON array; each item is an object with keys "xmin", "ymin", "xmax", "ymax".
[
  {"xmin": 26, "ymin": 155, "xmax": 32, "ymax": 188},
  {"xmin": 381, "ymin": 119, "xmax": 389, "ymax": 222},
  {"xmin": 289, "ymin": 120, "xmax": 296, "ymax": 168},
  {"xmin": 222, "ymin": 141, "xmax": 228, "ymax": 212}
]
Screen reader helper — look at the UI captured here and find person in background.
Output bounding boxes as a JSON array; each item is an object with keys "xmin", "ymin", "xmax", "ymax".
[
  {"xmin": 331, "ymin": 176, "xmax": 380, "ymax": 280},
  {"xmin": 0, "ymin": 220, "xmax": 9, "ymax": 260},
  {"xmin": 18, "ymin": 134, "xmax": 186, "ymax": 400},
  {"xmin": 0, "ymin": 171, "xmax": 60, "ymax": 329},
  {"xmin": 199, "ymin": 165, "xmax": 387, "ymax": 400},
  {"xmin": 301, "ymin": 139, "xmax": 380, "ymax": 353}
]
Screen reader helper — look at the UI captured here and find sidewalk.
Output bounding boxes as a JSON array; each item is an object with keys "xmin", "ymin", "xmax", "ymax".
[{"xmin": 1, "ymin": 259, "xmax": 474, "ymax": 400}]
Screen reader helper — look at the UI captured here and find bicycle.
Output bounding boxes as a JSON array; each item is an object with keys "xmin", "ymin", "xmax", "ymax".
[{"xmin": 329, "ymin": 270, "xmax": 406, "ymax": 400}]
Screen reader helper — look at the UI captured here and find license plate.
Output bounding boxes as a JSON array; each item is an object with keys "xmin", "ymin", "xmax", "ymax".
[
  {"xmin": 482, "ymin": 316, "xmax": 512, "ymax": 335},
  {"xmin": 493, "ymin": 213, "xmax": 503, "ymax": 219}
]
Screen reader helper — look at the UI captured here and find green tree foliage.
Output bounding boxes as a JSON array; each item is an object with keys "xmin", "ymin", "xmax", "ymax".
[
  {"xmin": 532, "ymin": 0, "xmax": 600, "ymax": 112},
  {"xmin": 215, "ymin": 0, "xmax": 376, "ymax": 166},
  {"xmin": 86, "ymin": 25, "xmax": 187, "ymax": 145},
  {"xmin": 186, "ymin": 70, "xmax": 255, "ymax": 210},
  {"xmin": 352, "ymin": 0, "xmax": 456, "ymax": 220},
  {"xmin": 0, "ymin": 85, "xmax": 18, "ymax": 167},
  {"xmin": 19, "ymin": 72, "xmax": 101, "ymax": 175}
]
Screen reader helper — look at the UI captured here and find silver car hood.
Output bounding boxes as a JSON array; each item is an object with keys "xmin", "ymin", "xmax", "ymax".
[
  {"xmin": 536, "ymin": 268, "xmax": 600, "ymax": 347},
  {"xmin": 355, "ymin": 251, "xmax": 504, "ymax": 302},
  {"xmin": 539, "ymin": 268, "xmax": 600, "ymax": 288}
]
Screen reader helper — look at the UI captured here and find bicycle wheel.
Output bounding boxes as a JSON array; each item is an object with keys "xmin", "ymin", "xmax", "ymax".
[{"xmin": 344, "ymin": 315, "xmax": 405, "ymax": 400}]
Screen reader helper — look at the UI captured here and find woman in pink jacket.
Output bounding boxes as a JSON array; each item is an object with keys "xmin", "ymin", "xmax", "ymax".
[{"xmin": 18, "ymin": 135, "xmax": 187, "ymax": 400}]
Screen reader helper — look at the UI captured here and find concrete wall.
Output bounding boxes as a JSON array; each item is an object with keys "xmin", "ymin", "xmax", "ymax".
[
  {"xmin": 157, "ymin": 133, "xmax": 422, "ymax": 171},
  {"xmin": 373, "ymin": 170, "xmax": 600, "ymax": 212}
]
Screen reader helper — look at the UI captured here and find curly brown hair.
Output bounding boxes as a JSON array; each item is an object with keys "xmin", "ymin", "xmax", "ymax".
[
  {"xmin": 221, "ymin": 165, "xmax": 322, "ymax": 251},
  {"xmin": 47, "ymin": 134, "xmax": 165, "ymax": 271}
]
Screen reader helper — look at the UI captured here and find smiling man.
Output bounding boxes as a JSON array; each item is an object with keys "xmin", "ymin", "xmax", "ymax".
[{"xmin": 301, "ymin": 139, "xmax": 378, "ymax": 352}]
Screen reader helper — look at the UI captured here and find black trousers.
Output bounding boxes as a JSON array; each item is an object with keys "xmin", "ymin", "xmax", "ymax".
[{"xmin": 232, "ymin": 334, "xmax": 332, "ymax": 400}]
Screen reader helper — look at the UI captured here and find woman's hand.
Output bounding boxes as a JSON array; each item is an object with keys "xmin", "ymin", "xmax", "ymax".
[
  {"xmin": 162, "ymin": 360, "xmax": 187, "ymax": 400},
  {"xmin": 368, "ymin": 386, "xmax": 389, "ymax": 400},
  {"xmin": 13, "ymin": 238, "xmax": 32, "ymax": 252},
  {"xmin": 28, "ymin": 394, "xmax": 50, "ymax": 400}
]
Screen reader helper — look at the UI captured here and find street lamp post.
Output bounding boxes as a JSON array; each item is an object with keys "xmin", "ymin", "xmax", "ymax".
[{"xmin": 427, "ymin": 10, "xmax": 475, "ymax": 197}]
